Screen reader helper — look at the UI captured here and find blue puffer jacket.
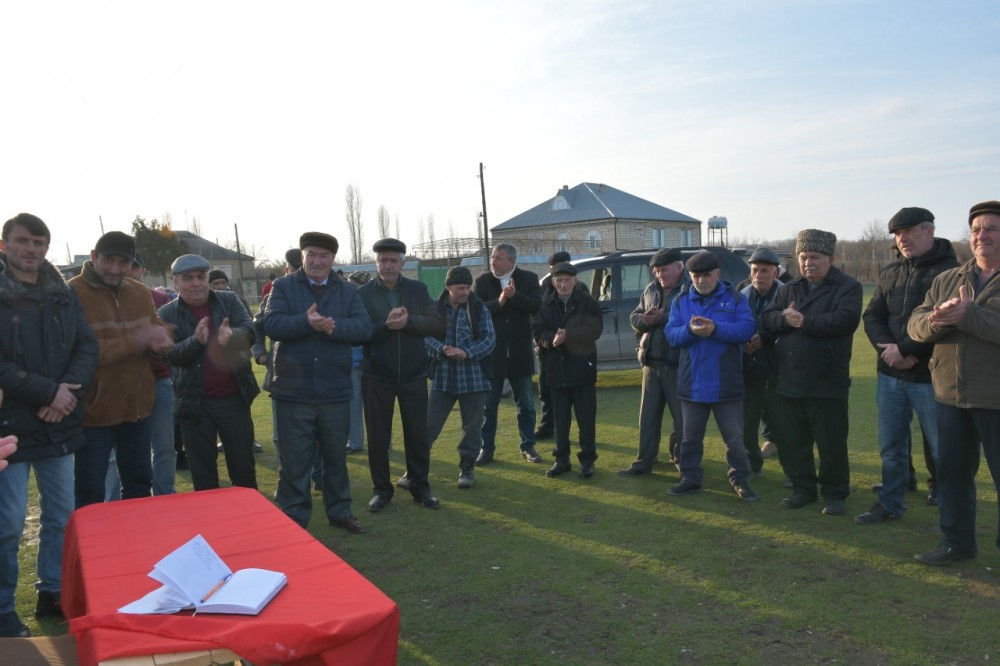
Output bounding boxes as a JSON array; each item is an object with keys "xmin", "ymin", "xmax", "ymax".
[
  {"xmin": 263, "ymin": 270, "xmax": 373, "ymax": 404},
  {"xmin": 666, "ymin": 280, "xmax": 755, "ymax": 403}
]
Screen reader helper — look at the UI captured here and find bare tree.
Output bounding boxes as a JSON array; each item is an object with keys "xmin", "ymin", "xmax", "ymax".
[
  {"xmin": 190, "ymin": 215, "xmax": 203, "ymax": 238},
  {"xmin": 345, "ymin": 184, "xmax": 364, "ymax": 264},
  {"xmin": 427, "ymin": 214, "xmax": 436, "ymax": 259},
  {"xmin": 417, "ymin": 216, "xmax": 427, "ymax": 257},
  {"xmin": 394, "ymin": 213, "xmax": 401, "ymax": 240},
  {"xmin": 377, "ymin": 205, "xmax": 391, "ymax": 239}
]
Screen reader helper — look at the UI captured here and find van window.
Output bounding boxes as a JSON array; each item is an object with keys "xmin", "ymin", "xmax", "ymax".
[
  {"xmin": 621, "ymin": 262, "xmax": 649, "ymax": 302},
  {"xmin": 575, "ymin": 267, "xmax": 606, "ymax": 301}
]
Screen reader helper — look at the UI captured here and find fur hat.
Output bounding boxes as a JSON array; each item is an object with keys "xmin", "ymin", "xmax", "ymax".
[
  {"xmin": 299, "ymin": 232, "xmax": 338, "ymax": 254},
  {"xmin": 795, "ymin": 229, "xmax": 837, "ymax": 256},
  {"xmin": 888, "ymin": 207, "xmax": 934, "ymax": 233}
]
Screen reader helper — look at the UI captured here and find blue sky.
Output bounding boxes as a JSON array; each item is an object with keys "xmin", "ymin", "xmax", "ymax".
[{"xmin": 1, "ymin": 1, "xmax": 997, "ymax": 265}]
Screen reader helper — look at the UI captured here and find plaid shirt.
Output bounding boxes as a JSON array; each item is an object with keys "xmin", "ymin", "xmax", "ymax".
[{"xmin": 425, "ymin": 297, "xmax": 495, "ymax": 395}]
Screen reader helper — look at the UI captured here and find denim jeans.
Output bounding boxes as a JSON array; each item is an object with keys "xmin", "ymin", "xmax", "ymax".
[
  {"xmin": 347, "ymin": 366, "xmax": 365, "ymax": 451},
  {"xmin": 76, "ymin": 420, "xmax": 153, "ymax": 507},
  {"xmin": 427, "ymin": 390, "xmax": 489, "ymax": 461},
  {"xmin": 481, "ymin": 373, "xmax": 537, "ymax": 453},
  {"xmin": 275, "ymin": 399, "xmax": 352, "ymax": 528},
  {"xmin": 934, "ymin": 403, "xmax": 1000, "ymax": 554},
  {"xmin": 679, "ymin": 399, "xmax": 750, "ymax": 485},
  {"xmin": 876, "ymin": 374, "xmax": 939, "ymax": 515},
  {"xmin": 0, "ymin": 454, "xmax": 75, "ymax": 612}
]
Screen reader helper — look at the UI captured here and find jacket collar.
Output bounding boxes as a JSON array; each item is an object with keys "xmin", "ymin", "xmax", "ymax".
[{"xmin": 0, "ymin": 252, "xmax": 72, "ymax": 302}]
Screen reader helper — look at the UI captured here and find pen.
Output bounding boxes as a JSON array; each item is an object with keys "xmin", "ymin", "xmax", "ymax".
[{"xmin": 200, "ymin": 573, "xmax": 233, "ymax": 603}]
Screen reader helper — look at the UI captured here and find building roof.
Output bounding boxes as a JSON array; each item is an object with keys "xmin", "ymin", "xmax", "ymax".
[
  {"xmin": 174, "ymin": 230, "xmax": 254, "ymax": 261},
  {"xmin": 493, "ymin": 182, "xmax": 700, "ymax": 231}
]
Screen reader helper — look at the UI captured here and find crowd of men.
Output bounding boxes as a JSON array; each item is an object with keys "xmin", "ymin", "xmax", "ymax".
[{"xmin": 3, "ymin": 200, "xmax": 1000, "ymax": 638}]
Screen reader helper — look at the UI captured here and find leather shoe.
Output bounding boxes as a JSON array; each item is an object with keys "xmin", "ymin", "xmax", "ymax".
[
  {"xmin": 475, "ymin": 449, "xmax": 495, "ymax": 466},
  {"xmin": 578, "ymin": 462, "xmax": 595, "ymax": 479},
  {"xmin": 368, "ymin": 495, "xmax": 391, "ymax": 512},
  {"xmin": 915, "ymin": 545, "xmax": 975, "ymax": 566},
  {"xmin": 780, "ymin": 493, "xmax": 817, "ymax": 509},
  {"xmin": 520, "ymin": 447, "xmax": 543, "ymax": 463},
  {"xmin": 413, "ymin": 493, "xmax": 441, "ymax": 510},
  {"xmin": 545, "ymin": 461, "xmax": 572, "ymax": 477},
  {"xmin": 331, "ymin": 515, "xmax": 366, "ymax": 534},
  {"xmin": 34, "ymin": 591, "xmax": 64, "ymax": 619},
  {"xmin": 822, "ymin": 499, "xmax": 846, "ymax": 516},
  {"xmin": 617, "ymin": 465, "xmax": 649, "ymax": 477}
]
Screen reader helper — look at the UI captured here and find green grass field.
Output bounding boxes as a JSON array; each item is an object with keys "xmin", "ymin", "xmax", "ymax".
[{"xmin": 14, "ymin": 321, "xmax": 1000, "ymax": 665}]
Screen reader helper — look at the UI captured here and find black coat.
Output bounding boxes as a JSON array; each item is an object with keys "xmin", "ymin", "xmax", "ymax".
[
  {"xmin": 761, "ymin": 265, "xmax": 862, "ymax": 400},
  {"xmin": 863, "ymin": 238, "xmax": 959, "ymax": 383},
  {"xmin": 359, "ymin": 277, "xmax": 444, "ymax": 383},
  {"xmin": 474, "ymin": 266, "xmax": 541, "ymax": 379},
  {"xmin": 0, "ymin": 255, "xmax": 98, "ymax": 463},
  {"xmin": 532, "ymin": 287, "xmax": 603, "ymax": 388}
]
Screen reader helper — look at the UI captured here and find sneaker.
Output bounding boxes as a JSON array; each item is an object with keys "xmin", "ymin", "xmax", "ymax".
[
  {"xmin": 0, "ymin": 610, "xmax": 30, "ymax": 638},
  {"xmin": 732, "ymin": 481, "xmax": 758, "ymax": 502},
  {"xmin": 520, "ymin": 447, "xmax": 543, "ymax": 463},
  {"xmin": 35, "ymin": 590, "xmax": 64, "ymax": 619},
  {"xmin": 760, "ymin": 441, "xmax": 778, "ymax": 458},
  {"xmin": 822, "ymin": 498, "xmax": 846, "ymax": 516},
  {"xmin": 780, "ymin": 493, "xmax": 816, "ymax": 509},
  {"xmin": 854, "ymin": 503, "xmax": 900, "ymax": 524},
  {"xmin": 395, "ymin": 473, "xmax": 411, "ymax": 490},
  {"xmin": 667, "ymin": 479, "xmax": 702, "ymax": 496},
  {"xmin": 914, "ymin": 545, "xmax": 975, "ymax": 567}
]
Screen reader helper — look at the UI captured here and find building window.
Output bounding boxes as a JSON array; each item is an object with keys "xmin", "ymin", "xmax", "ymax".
[
  {"xmin": 557, "ymin": 233, "xmax": 571, "ymax": 252},
  {"xmin": 651, "ymin": 229, "xmax": 667, "ymax": 247},
  {"xmin": 584, "ymin": 230, "xmax": 601, "ymax": 251},
  {"xmin": 680, "ymin": 229, "xmax": 694, "ymax": 246}
]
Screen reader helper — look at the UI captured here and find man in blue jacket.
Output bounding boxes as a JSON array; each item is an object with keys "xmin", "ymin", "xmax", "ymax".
[
  {"xmin": 665, "ymin": 252, "xmax": 758, "ymax": 501},
  {"xmin": 263, "ymin": 232, "xmax": 373, "ymax": 533}
]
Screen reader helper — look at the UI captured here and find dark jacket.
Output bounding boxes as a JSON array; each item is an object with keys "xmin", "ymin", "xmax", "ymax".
[
  {"xmin": 630, "ymin": 279, "xmax": 682, "ymax": 367},
  {"xmin": 761, "ymin": 265, "xmax": 862, "ymax": 400},
  {"xmin": 532, "ymin": 286, "xmax": 603, "ymax": 388},
  {"xmin": 157, "ymin": 290, "xmax": 260, "ymax": 419},
  {"xmin": 474, "ymin": 266, "xmax": 541, "ymax": 379},
  {"xmin": 741, "ymin": 280, "xmax": 784, "ymax": 385},
  {"xmin": 358, "ymin": 276, "xmax": 442, "ymax": 383},
  {"xmin": 863, "ymin": 238, "xmax": 959, "ymax": 383},
  {"xmin": 666, "ymin": 281, "xmax": 755, "ymax": 403},
  {"xmin": 263, "ymin": 269, "xmax": 373, "ymax": 403},
  {"xmin": 0, "ymin": 254, "xmax": 98, "ymax": 463}
]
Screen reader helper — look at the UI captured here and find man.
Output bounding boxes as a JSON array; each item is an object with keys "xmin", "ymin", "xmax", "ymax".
[
  {"xmin": 474, "ymin": 242, "xmax": 543, "ymax": 464},
  {"xmin": 264, "ymin": 233, "xmax": 372, "ymax": 532},
  {"xmin": 740, "ymin": 248, "xmax": 785, "ymax": 479},
  {"xmin": 665, "ymin": 252, "xmax": 757, "ymax": 501},
  {"xmin": 535, "ymin": 250, "xmax": 572, "ymax": 441},
  {"xmin": 532, "ymin": 262, "xmax": 603, "ymax": 478},
  {"xmin": 762, "ymin": 229, "xmax": 861, "ymax": 516},
  {"xmin": 209, "ymin": 269, "xmax": 251, "ymax": 312},
  {"xmin": 856, "ymin": 208, "xmax": 958, "ymax": 525},
  {"xmin": 908, "ymin": 200, "xmax": 1000, "ymax": 565},
  {"xmin": 620, "ymin": 248, "xmax": 685, "ymax": 476},
  {"xmin": 158, "ymin": 254, "xmax": 260, "ymax": 491},
  {"xmin": 69, "ymin": 231, "xmax": 174, "ymax": 507},
  {"xmin": 425, "ymin": 266, "xmax": 496, "ymax": 488},
  {"xmin": 0, "ymin": 213, "xmax": 97, "ymax": 638},
  {"xmin": 358, "ymin": 238, "xmax": 443, "ymax": 511}
]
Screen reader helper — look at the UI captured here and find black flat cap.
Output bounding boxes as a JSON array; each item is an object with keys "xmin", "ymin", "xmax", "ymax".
[
  {"xmin": 550, "ymin": 261, "xmax": 577, "ymax": 277},
  {"xmin": 969, "ymin": 200, "xmax": 1000, "ymax": 225},
  {"xmin": 748, "ymin": 248, "xmax": 781, "ymax": 265},
  {"xmin": 686, "ymin": 252, "xmax": 719, "ymax": 273},
  {"xmin": 373, "ymin": 238, "xmax": 406, "ymax": 254},
  {"xmin": 888, "ymin": 207, "xmax": 934, "ymax": 233},
  {"xmin": 548, "ymin": 251, "xmax": 571, "ymax": 265},
  {"xmin": 650, "ymin": 248, "xmax": 682, "ymax": 267},
  {"xmin": 94, "ymin": 231, "xmax": 136, "ymax": 261},
  {"xmin": 208, "ymin": 269, "xmax": 228, "ymax": 283},
  {"xmin": 299, "ymin": 232, "xmax": 338, "ymax": 254}
]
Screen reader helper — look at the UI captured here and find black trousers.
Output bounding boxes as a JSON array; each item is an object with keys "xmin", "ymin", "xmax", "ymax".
[
  {"xmin": 776, "ymin": 395, "xmax": 850, "ymax": 500},
  {"xmin": 363, "ymin": 375, "xmax": 431, "ymax": 498},
  {"xmin": 179, "ymin": 395, "xmax": 257, "ymax": 491},
  {"xmin": 742, "ymin": 378, "xmax": 783, "ymax": 473},
  {"xmin": 551, "ymin": 384, "xmax": 598, "ymax": 465}
]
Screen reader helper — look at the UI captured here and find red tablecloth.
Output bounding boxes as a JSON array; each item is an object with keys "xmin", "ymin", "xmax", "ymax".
[{"xmin": 63, "ymin": 487, "xmax": 398, "ymax": 665}]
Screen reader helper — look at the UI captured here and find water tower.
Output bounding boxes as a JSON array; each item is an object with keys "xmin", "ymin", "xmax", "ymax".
[{"xmin": 707, "ymin": 215, "xmax": 728, "ymax": 247}]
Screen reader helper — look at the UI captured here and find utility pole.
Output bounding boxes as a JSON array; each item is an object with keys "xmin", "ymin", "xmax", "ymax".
[
  {"xmin": 234, "ymin": 223, "xmax": 246, "ymax": 283},
  {"xmin": 479, "ymin": 162, "xmax": 490, "ymax": 269}
]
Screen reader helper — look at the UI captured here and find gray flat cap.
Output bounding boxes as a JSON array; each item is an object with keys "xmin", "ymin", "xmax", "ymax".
[{"xmin": 171, "ymin": 254, "xmax": 211, "ymax": 275}]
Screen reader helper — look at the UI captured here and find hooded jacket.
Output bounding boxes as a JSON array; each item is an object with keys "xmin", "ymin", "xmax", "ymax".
[{"xmin": 0, "ymin": 254, "xmax": 98, "ymax": 462}]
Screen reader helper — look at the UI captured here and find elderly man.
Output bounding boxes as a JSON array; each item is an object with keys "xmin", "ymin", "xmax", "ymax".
[
  {"xmin": 425, "ymin": 266, "xmax": 496, "ymax": 489},
  {"xmin": 69, "ymin": 231, "xmax": 174, "ymax": 507},
  {"xmin": 157, "ymin": 254, "xmax": 260, "ymax": 491},
  {"xmin": 0, "ymin": 213, "xmax": 97, "ymax": 637},
  {"xmin": 474, "ymin": 242, "xmax": 543, "ymax": 464},
  {"xmin": 666, "ymin": 252, "xmax": 757, "ymax": 501},
  {"xmin": 908, "ymin": 200, "xmax": 1000, "ymax": 565},
  {"xmin": 264, "ymin": 232, "xmax": 373, "ymax": 533},
  {"xmin": 535, "ymin": 250, "xmax": 573, "ymax": 440},
  {"xmin": 762, "ymin": 229, "xmax": 862, "ymax": 516},
  {"xmin": 620, "ymin": 248, "xmax": 685, "ymax": 476},
  {"xmin": 532, "ymin": 262, "xmax": 603, "ymax": 478},
  {"xmin": 740, "ymin": 248, "xmax": 785, "ymax": 479},
  {"xmin": 358, "ymin": 238, "xmax": 444, "ymax": 511},
  {"xmin": 856, "ymin": 208, "xmax": 958, "ymax": 525}
]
